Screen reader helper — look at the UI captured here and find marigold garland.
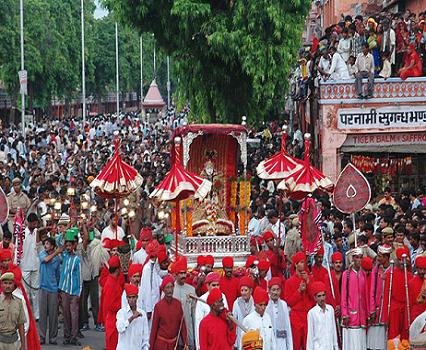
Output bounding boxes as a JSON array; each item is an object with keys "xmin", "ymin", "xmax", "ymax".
[
  {"xmin": 230, "ymin": 181, "xmax": 238, "ymax": 225},
  {"xmin": 186, "ymin": 199, "xmax": 193, "ymax": 237}
]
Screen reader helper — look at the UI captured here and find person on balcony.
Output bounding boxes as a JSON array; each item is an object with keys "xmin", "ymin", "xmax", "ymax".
[
  {"xmin": 355, "ymin": 43, "xmax": 375, "ymax": 99},
  {"xmin": 325, "ymin": 47, "xmax": 350, "ymax": 80},
  {"xmin": 399, "ymin": 44, "xmax": 423, "ymax": 80}
]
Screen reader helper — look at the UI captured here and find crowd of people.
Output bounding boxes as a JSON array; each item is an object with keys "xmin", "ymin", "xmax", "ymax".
[
  {"xmin": 0, "ymin": 113, "xmax": 424, "ymax": 350},
  {"xmin": 293, "ymin": 9, "xmax": 426, "ymax": 100}
]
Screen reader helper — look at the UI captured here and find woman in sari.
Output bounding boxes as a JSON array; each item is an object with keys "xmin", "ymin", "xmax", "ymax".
[{"xmin": 399, "ymin": 44, "xmax": 423, "ymax": 80}]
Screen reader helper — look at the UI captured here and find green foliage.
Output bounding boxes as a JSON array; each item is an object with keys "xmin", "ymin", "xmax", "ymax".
[{"xmin": 103, "ymin": 0, "xmax": 311, "ymax": 123}]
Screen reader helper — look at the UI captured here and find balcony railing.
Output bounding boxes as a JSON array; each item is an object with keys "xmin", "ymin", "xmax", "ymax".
[{"xmin": 319, "ymin": 76, "xmax": 426, "ymax": 105}]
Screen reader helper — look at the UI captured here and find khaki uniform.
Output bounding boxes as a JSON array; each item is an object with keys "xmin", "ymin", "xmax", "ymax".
[
  {"xmin": 0, "ymin": 294, "xmax": 26, "ymax": 350},
  {"xmin": 6, "ymin": 192, "xmax": 31, "ymax": 234}
]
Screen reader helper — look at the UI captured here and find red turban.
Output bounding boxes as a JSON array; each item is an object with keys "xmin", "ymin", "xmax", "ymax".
[
  {"xmin": 136, "ymin": 241, "xmax": 143, "ymax": 252},
  {"xmin": 222, "ymin": 257, "xmax": 234, "ymax": 268},
  {"xmin": 205, "ymin": 255, "xmax": 214, "ymax": 266},
  {"xmin": 311, "ymin": 281, "xmax": 326, "ymax": 296},
  {"xmin": 124, "ymin": 283, "xmax": 139, "ymax": 296},
  {"xmin": 160, "ymin": 274, "xmax": 175, "ymax": 291},
  {"xmin": 197, "ymin": 255, "xmax": 206, "ymax": 266},
  {"xmin": 331, "ymin": 252, "xmax": 343, "ymax": 263},
  {"xmin": 145, "ymin": 240, "xmax": 160, "ymax": 257},
  {"xmin": 128, "ymin": 264, "xmax": 143, "ymax": 278},
  {"xmin": 292, "ymin": 252, "xmax": 306, "ymax": 265},
  {"xmin": 416, "ymin": 256, "xmax": 426, "ymax": 269},
  {"xmin": 361, "ymin": 257, "xmax": 373, "ymax": 271},
  {"xmin": 139, "ymin": 227, "xmax": 153, "ymax": 241},
  {"xmin": 316, "ymin": 246, "xmax": 325, "ymax": 256},
  {"xmin": 239, "ymin": 276, "xmax": 254, "ymax": 290},
  {"xmin": 207, "ymin": 287, "xmax": 222, "ymax": 306},
  {"xmin": 263, "ymin": 230, "xmax": 274, "ymax": 241},
  {"xmin": 172, "ymin": 256, "xmax": 188, "ymax": 274},
  {"xmin": 268, "ymin": 277, "xmax": 282, "ymax": 289},
  {"xmin": 205, "ymin": 272, "xmax": 220, "ymax": 284},
  {"xmin": 157, "ymin": 250, "xmax": 169, "ymax": 264},
  {"xmin": 245, "ymin": 256, "xmax": 259, "ymax": 268},
  {"xmin": 0, "ymin": 249, "xmax": 12, "ymax": 262},
  {"xmin": 108, "ymin": 256, "xmax": 121, "ymax": 268},
  {"xmin": 396, "ymin": 247, "xmax": 409, "ymax": 260},
  {"xmin": 258, "ymin": 260, "xmax": 270, "ymax": 271},
  {"xmin": 253, "ymin": 287, "xmax": 269, "ymax": 305},
  {"xmin": 250, "ymin": 236, "xmax": 263, "ymax": 247}
]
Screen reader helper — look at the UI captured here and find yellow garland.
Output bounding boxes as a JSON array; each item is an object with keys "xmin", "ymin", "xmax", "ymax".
[
  {"xmin": 230, "ymin": 181, "xmax": 238, "ymax": 224},
  {"xmin": 170, "ymin": 203, "xmax": 177, "ymax": 230},
  {"xmin": 239, "ymin": 211, "xmax": 246, "ymax": 235},
  {"xmin": 245, "ymin": 181, "xmax": 251, "ymax": 207},
  {"xmin": 186, "ymin": 199, "xmax": 193, "ymax": 237}
]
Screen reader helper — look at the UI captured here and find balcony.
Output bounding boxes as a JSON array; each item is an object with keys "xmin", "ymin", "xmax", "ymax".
[{"xmin": 318, "ymin": 76, "xmax": 426, "ymax": 105}]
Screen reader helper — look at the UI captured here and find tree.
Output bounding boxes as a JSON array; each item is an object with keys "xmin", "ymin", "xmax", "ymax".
[{"xmin": 103, "ymin": 0, "xmax": 310, "ymax": 123}]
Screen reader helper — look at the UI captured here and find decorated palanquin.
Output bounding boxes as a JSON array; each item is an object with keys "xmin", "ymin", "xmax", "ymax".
[{"xmin": 170, "ymin": 124, "xmax": 251, "ymax": 264}]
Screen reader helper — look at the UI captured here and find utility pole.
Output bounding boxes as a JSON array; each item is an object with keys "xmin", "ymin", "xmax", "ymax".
[
  {"xmin": 115, "ymin": 22, "xmax": 119, "ymax": 116},
  {"xmin": 81, "ymin": 0, "xmax": 86, "ymax": 125},
  {"xmin": 140, "ymin": 36, "xmax": 143, "ymax": 105},
  {"xmin": 19, "ymin": 0, "xmax": 25, "ymax": 136},
  {"xmin": 167, "ymin": 56, "xmax": 171, "ymax": 109}
]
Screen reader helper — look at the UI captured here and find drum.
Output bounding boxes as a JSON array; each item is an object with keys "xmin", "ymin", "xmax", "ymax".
[{"xmin": 242, "ymin": 330, "xmax": 263, "ymax": 350}]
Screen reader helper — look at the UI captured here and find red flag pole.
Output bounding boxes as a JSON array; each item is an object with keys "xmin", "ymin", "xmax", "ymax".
[
  {"xmin": 175, "ymin": 200, "xmax": 180, "ymax": 258},
  {"xmin": 115, "ymin": 198, "xmax": 118, "ymax": 240}
]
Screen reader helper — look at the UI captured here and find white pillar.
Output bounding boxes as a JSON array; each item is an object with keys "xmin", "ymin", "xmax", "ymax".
[
  {"xmin": 153, "ymin": 35, "xmax": 156, "ymax": 78},
  {"xmin": 81, "ymin": 0, "xmax": 86, "ymax": 125},
  {"xmin": 115, "ymin": 22, "xmax": 119, "ymax": 116},
  {"xmin": 20, "ymin": 0, "xmax": 25, "ymax": 136},
  {"xmin": 167, "ymin": 56, "xmax": 170, "ymax": 109},
  {"xmin": 140, "ymin": 35, "xmax": 143, "ymax": 106}
]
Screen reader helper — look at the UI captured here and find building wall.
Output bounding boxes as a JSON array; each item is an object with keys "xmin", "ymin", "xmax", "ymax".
[
  {"xmin": 318, "ymin": 77, "xmax": 426, "ymax": 182},
  {"xmin": 405, "ymin": 0, "xmax": 426, "ymax": 14}
]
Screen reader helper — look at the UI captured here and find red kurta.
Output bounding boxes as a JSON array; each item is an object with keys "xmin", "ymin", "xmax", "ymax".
[
  {"xmin": 325, "ymin": 270, "xmax": 341, "ymax": 309},
  {"xmin": 382, "ymin": 267, "xmax": 412, "ymax": 340},
  {"xmin": 220, "ymin": 275, "xmax": 240, "ymax": 311},
  {"xmin": 150, "ymin": 297, "xmax": 187, "ymax": 350},
  {"xmin": 409, "ymin": 275, "xmax": 426, "ymax": 323},
  {"xmin": 199, "ymin": 312, "xmax": 237, "ymax": 350},
  {"xmin": 265, "ymin": 249, "xmax": 286, "ymax": 277},
  {"xmin": 284, "ymin": 274, "xmax": 315, "ymax": 350},
  {"xmin": 103, "ymin": 274, "xmax": 124, "ymax": 350},
  {"xmin": 311, "ymin": 264, "xmax": 328, "ymax": 283},
  {"xmin": 97, "ymin": 263, "xmax": 125, "ymax": 325}
]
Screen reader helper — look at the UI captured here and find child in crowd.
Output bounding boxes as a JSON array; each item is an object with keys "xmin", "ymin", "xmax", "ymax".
[
  {"xmin": 347, "ymin": 55, "xmax": 357, "ymax": 79},
  {"xmin": 379, "ymin": 51, "xmax": 392, "ymax": 79}
]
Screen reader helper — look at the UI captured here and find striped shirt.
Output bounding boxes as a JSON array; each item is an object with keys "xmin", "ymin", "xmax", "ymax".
[{"xmin": 59, "ymin": 251, "xmax": 82, "ymax": 296}]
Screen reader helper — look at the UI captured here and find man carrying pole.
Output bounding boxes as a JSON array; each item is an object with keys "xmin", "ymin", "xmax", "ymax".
[
  {"xmin": 368, "ymin": 244, "xmax": 393, "ymax": 350},
  {"xmin": 383, "ymin": 247, "xmax": 412, "ymax": 343}
]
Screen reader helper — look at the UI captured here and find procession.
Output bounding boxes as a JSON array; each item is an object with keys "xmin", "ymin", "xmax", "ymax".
[{"xmin": 1, "ymin": 0, "xmax": 426, "ymax": 349}]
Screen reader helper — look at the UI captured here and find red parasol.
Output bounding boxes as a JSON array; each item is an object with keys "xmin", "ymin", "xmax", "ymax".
[
  {"xmin": 90, "ymin": 139, "xmax": 143, "ymax": 199},
  {"xmin": 256, "ymin": 127, "xmax": 303, "ymax": 180},
  {"xmin": 90, "ymin": 139, "xmax": 143, "ymax": 239},
  {"xmin": 278, "ymin": 133, "xmax": 334, "ymax": 200},
  {"xmin": 150, "ymin": 137, "xmax": 212, "ymax": 257}
]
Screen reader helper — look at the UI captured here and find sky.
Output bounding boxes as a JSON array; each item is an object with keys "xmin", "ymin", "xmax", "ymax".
[{"xmin": 94, "ymin": 0, "xmax": 108, "ymax": 19}]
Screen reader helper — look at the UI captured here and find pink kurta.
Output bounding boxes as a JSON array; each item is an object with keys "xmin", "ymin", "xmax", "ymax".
[
  {"xmin": 341, "ymin": 268, "xmax": 369, "ymax": 328},
  {"xmin": 369, "ymin": 264, "xmax": 391, "ymax": 325}
]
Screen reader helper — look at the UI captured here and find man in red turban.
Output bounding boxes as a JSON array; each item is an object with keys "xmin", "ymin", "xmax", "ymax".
[
  {"xmin": 409, "ymin": 256, "xmax": 426, "ymax": 322},
  {"xmin": 172, "ymin": 256, "xmax": 196, "ymax": 349},
  {"xmin": 103, "ymin": 256, "xmax": 124, "ymax": 350},
  {"xmin": 383, "ymin": 247, "xmax": 412, "ymax": 341},
  {"xmin": 121, "ymin": 264, "xmax": 143, "ymax": 309},
  {"xmin": 232, "ymin": 276, "xmax": 254, "ymax": 348},
  {"xmin": 243, "ymin": 287, "xmax": 276, "ymax": 349},
  {"xmin": 132, "ymin": 227, "xmax": 153, "ymax": 264},
  {"xmin": 195, "ymin": 255, "xmax": 214, "ymax": 297},
  {"xmin": 150, "ymin": 274, "xmax": 188, "ymax": 349},
  {"xmin": 116, "ymin": 283, "xmax": 149, "ymax": 349},
  {"xmin": 284, "ymin": 252, "xmax": 315, "ymax": 350},
  {"xmin": 263, "ymin": 230, "xmax": 286, "ymax": 278},
  {"xmin": 311, "ymin": 246, "xmax": 328, "ymax": 284},
  {"xmin": 199, "ymin": 288, "xmax": 236, "ymax": 350},
  {"xmin": 220, "ymin": 257, "xmax": 239, "ymax": 311}
]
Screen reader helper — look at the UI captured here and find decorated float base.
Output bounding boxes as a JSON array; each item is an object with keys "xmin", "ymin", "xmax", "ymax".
[{"xmin": 171, "ymin": 234, "xmax": 251, "ymax": 267}]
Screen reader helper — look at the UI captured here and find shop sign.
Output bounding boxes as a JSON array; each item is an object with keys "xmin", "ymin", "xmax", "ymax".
[
  {"xmin": 337, "ymin": 106, "xmax": 426, "ymax": 130},
  {"xmin": 344, "ymin": 132, "xmax": 426, "ymax": 146}
]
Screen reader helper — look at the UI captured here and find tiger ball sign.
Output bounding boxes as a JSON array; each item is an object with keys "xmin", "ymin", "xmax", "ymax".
[{"xmin": 333, "ymin": 163, "xmax": 371, "ymax": 214}]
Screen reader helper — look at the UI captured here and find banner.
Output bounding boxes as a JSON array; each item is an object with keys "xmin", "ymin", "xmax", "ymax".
[
  {"xmin": 18, "ymin": 70, "xmax": 27, "ymax": 95},
  {"xmin": 299, "ymin": 197, "xmax": 322, "ymax": 255}
]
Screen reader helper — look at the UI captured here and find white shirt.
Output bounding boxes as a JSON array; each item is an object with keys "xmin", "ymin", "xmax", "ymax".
[
  {"xmin": 269, "ymin": 221, "xmax": 286, "ymax": 243},
  {"xmin": 266, "ymin": 299, "xmax": 293, "ymax": 350},
  {"xmin": 307, "ymin": 304, "xmax": 338, "ymax": 350},
  {"xmin": 101, "ymin": 225, "xmax": 125, "ymax": 242},
  {"xmin": 13, "ymin": 288, "xmax": 29, "ymax": 336},
  {"xmin": 233, "ymin": 297, "xmax": 255, "ymax": 349},
  {"xmin": 248, "ymin": 217, "xmax": 260, "ymax": 237},
  {"xmin": 21, "ymin": 227, "xmax": 39, "ymax": 271},
  {"xmin": 194, "ymin": 290, "xmax": 229, "ymax": 350},
  {"xmin": 355, "ymin": 52, "xmax": 375, "ymax": 74},
  {"xmin": 337, "ymin": 38, "xmax": 351, "ymax": 62},
  {"xmin": 327, "ymin": 52, "xmax": 350, "ymax": 80},
  {"xmin": 243, "ymin": 311, "xmax": 276, "ymax": 350},
  {"xmin": 132, "ymin": 247, "xmax": 148, "ymax": 264},
  {"xmin": 139, "ymin": 260, "xmax": 162, "ymax": 314},
  {"xmin": 116, "ymin": 305, "xmax": 149, "ymax": 350}
]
